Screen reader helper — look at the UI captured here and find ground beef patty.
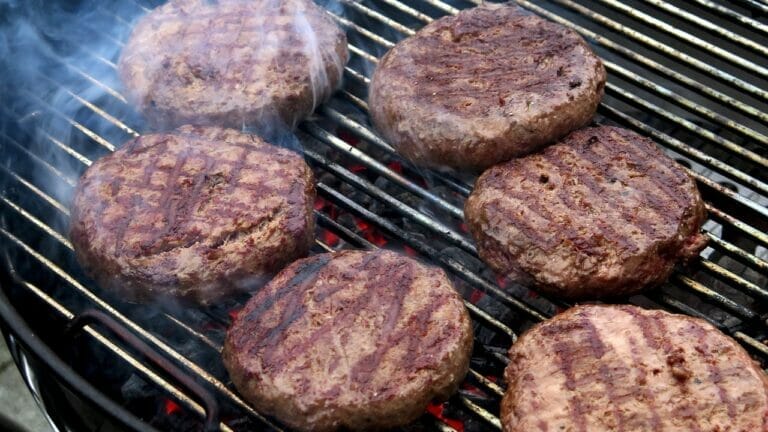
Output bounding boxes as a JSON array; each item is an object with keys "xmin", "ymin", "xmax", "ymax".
[
  {"xmin": 118, "ymin": 0, "xmax": 348, "ymax": 130},
  {"xmin": 222, "ymin": 250, "xmax": 473, "ymax": 431},
  {"xmin": 465, "ymin": 125, "xmax": 708, "ymax": 299},
  {"xmin": 369, "ymin": 3, "xmax": 605, "ymax": 171},
  {"xmin": 69, "ymin": 125, "xmax": 315, "ymax": 304},
  {"xmin": 502, "ymin": 304, "xmax": 768, "ymax": 431}
]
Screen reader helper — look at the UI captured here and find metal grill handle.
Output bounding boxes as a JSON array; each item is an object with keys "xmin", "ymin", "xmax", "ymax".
[{"xmin": 65, "ymin": 309, "xmax": 221, "ymax": 432}]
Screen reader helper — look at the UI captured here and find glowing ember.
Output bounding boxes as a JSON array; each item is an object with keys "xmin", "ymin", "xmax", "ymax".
[
  {"xmin": 469, "ymin": 289, "xmax": 484, "ymax": 304},
  {"xmin": 228, "ymin": 308, "xmax": 241, "ymax": 322},
  {"xmin": 427, "ymin": 401, "xmax": 465, "ymax": 432},
  {"xmin": 462, "ymin": 382, "xmax": 485, "ymax": 397},
  {"xmin": 355, "ymin": 219, "xmax": 370, "ymax": 231},
  {"xmin": 314, "ymin": 196, "xmax": 328, "ymax": 211},
  {"xmin": 164, "ymin": 399, "xmax": 181, "ymax": 416},
  {"xmin": 337, "ymin": 129, "xmax": 359, "ymax": 146},
  {"xmin": 322, "ymin": 229, "xmax": 340, "ymax": 247},
  {"xmin": 387, "ymin": 160, "xmax": 402, "ymax": 174}
]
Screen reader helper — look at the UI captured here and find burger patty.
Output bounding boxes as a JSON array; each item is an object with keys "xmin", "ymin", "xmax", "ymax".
[
  {"xmin": 118, "ymin": 0, "xmax": 348, "ymax": 130},
  {"xmin": 464, "ymin": 125, "xmax": 708, "ymax": 299},
  {"xmin": 222, "ymin": 250, "xmax": 473, "ymax": 431},
  {"xmin": 369, "ymin": 3, "xmax": 605, "ymax": 171},
  {"xmin": 502, "ymin": 304, "xmax": 768, "ymax": 431},
  {"xmin": 69, "ymin": 125, "xmax": 315, "ymax": 304}
]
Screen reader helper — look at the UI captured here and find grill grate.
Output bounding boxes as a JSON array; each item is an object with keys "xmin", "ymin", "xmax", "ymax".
[{"xmin": 1, "ymin": 0, "xmax": 767, "ymax": 430}]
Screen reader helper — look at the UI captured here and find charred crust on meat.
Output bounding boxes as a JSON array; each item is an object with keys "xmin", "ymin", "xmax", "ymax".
[
  {"xmin": 369, "ymin": 3, "xmax": 606, "ymax": 170},
  {"xmin": 500, "ymin": 305, "xmax": 768, "ymax": 432},
  {"xmin": 464, "ymin": 125, "xmax": 708, "ymax": 299},
  {"xmin": 117, "ymin": 0, "xmax": 349, "ymax": 131},
  {"xmin": 69, "ymin": 125, "xmax": 316, "ymax": 305},
  {"xmin": 222, "ymin": 250, "xmax": 473, "ymax": 431}
]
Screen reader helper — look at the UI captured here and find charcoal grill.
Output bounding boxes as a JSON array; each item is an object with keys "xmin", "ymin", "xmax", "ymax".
[{"xmin": 1, "ymin": 0, "xmax": 767, "ymax": 430}]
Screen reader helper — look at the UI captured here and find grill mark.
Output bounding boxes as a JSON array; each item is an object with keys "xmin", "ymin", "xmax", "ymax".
[
  {"xmin": 103, "ymin": 137, "xmax": 301, "ymax": 257},
  {"xmin": 382, "ymin": 6, "xmax": 596, "ymax": 117},
  {"xmin": 544, "ymin": 152, "xmax": 637, "ymax": 252},
  {"xmin": 576, "ymin": 141, "xmax": 662, "ymax": 237},
  {"xmin": 626, "ymin": 335, "xmax": 662, "ymax": 429},
  {"xmin": 113, "ymin": 141, "xmax": 167, "ymax": 255},
  {"xmin": 243, "ymin": 254, "xmax": 332, "ymax": 326},
  {"xmin": 264, "ymin": 253, "xmax": 383, "ymax": 372},
  {"xmin": 140, "ymin": 153, "xmax": 216, "ymax": 255},
  {"xmin": 153, "ymin": 150, "xmax": 191, "ymax": 235},
  {"xmin": 623, "ymin": 307, "xmax": 702, "ymax": 432},
  {"xmin": 608, "ymin": 131, "xmax": 692, "ymax": 208},
  {"xmin": 580, "ymin": 315, "xmax": 624, "ymax": 432},
  {"xmin": 506, "ymin": 163, "xmax": 578, "ymax": 246},
  {"xmin": 349, "ymin": 261, "xmax": 416, "ymax": 385},
  {"xmin": 398, "ymin": 292, "xmax": 453, "ymax": 369},
  {"xmin": 483, "ymin": 195, "xmax": 551, "ymax": 247},
  {"xmin": 548, "ymin": 326, "xmax": 588, "ymax": 432},
  {"xmin": 687, "ymin": 322, "xmax": 737, "ymax": 419},
  {"xmin": 226, "ymin": 147, "xmax": 250, "ymax": 194}
]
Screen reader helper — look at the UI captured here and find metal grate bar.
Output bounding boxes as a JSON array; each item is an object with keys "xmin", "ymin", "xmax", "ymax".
[
  {"xmin": 316, "ymin": 181, "xmax": 551, "ymax": 322},
  {"xmin": 603, "ymin": 61, "xmax": 768, "ymax": 147},
  {"xmin": 340, "ymin": 0, "xmax": 415, "ymax": 35},
  {"xmin": 641, "ymin": 0, "xmax": 768, "ymax": 55},
  {"xmin": 302, "ymin": 122, "xmax": 466, "ymax": 220},
  {"xmin": 604, "ymin": 79, "xmax": 768, "ymax": 174},
  {"xmin": 691, "ymin": 0, "xmax": 768, "ymax": 34},
  {"xmin": 594, "ymin": 0, "xmax": 768, "ymax": 76},
  {"xmin": 697, "ymin": 258, "xmax": 768, "ymax": 301},
  {"xmin": 375, "ymin": 0, "xmax": 434, "ymax": 24},
  {"xmin": 0, "ymin": 226, "xmax": 283, "ymax": 430},
  {"xmin": 353, "ymin": 0, "xmax": 768, "ymax": 146},
  {"xmin": 706, "ymin": 204, "xmax": 768, "ymax": 247},
  {"xmin": 0, "ymin": 169, "xmax": 489, "ymax": 431},
  {"xmin": 17, "ymin": 59, "xmax": 768, "ymax": 329},
  {"xmin": 36, "ymin": 74, "xmax": 139, "ymax": 138},
  {"xmin": 706, "ymin": 233, "xmax": 768, "ymax": 273},
  {"xmin": 333, "ymin": 4, "xmax": 768, "ymax": 182},
  {"xmin": 540, "ymin": 0, "xmax": 768, "ymax": 100},
  {"xmin": 501, "ymin": 0, "xmax": 768, "ymax": 124},
  {"xmin": 326, "ymin": 11, "xmax": 395, "ymax": 49},
  {"xmin": 319, "ymin": 106, "xmax": 472, "ymax": 196},
  {"xmin": 21, "ymin": 49, "xmax": 768, "ymax": 312}
]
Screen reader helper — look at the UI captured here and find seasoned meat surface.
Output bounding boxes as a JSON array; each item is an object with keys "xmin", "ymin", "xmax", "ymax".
[
  {"xmin": 465, "ymin": 125, "xmax": 708, "ymax": 299},
  {"xmin": 222, "ymin": 250, "xmax": 473, "ymax": 431},
  {"xmin": 369, "ymin": 3, "xmax": 605, "ymax": 170},
  {"xmin": 118, "ymin": 0, "xmax": 348, "ymax": 130},
  {"xmin": 502, "ymin": 304, "xmax": 768, "ymax": 431},
  {"xmin": 70, "ymin": 125, "xmax": 315, "ymax": 304}
]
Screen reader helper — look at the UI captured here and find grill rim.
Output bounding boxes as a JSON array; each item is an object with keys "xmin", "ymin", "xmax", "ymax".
[{"xmin": 0, "ymin": 273, "xmax": 163, "ymax": 432}]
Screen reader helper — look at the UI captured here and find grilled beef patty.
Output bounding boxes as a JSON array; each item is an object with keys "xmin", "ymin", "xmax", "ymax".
[
  {"xmin": 465, "ymin": 126, "xmax": 707, "ymax": 299},
  {"xmin": 502, "ymin": 304, "xmax": 768, "ymax": 431},
  {"xmin": 222, "ymin": 250, "xmax": 473, "ymax": 431},
  {"xmin": 70, "ymin": 125, "xmax": 315, "ymax": 304},
  {"xmin": 369, "ymin": 3, "xmax": 605, "ymax": 170},
  {"xmin": 118, "ymin": 0, "xmax": 348, "ymax": 130}
]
